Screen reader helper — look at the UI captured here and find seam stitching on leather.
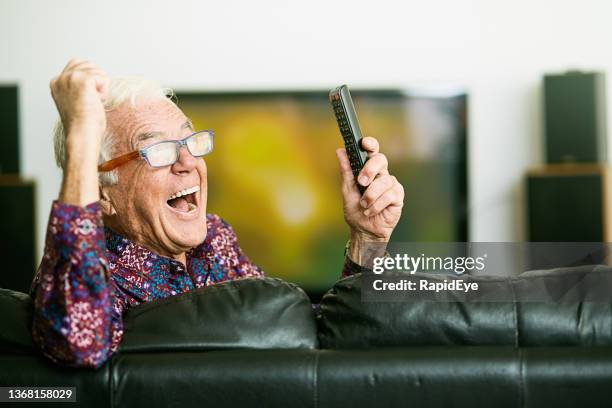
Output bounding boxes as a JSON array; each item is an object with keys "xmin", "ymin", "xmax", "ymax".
[
  {"xmin": 313, "ymin": 350, "xmax": 320, "ymax": 408},
  {"xmin": 513, "ymin": 276, "xmax": 523, "ymax": 408},
  {"xmin": 511, "ymin": 279, "xmax": 519, "ymax": 348},
  {"xmin": 518, "ymin": 348, "xmax": 525, "ymax": 408}
]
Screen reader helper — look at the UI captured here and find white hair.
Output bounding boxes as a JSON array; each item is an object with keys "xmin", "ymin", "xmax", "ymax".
[{"xmin": 53, "ymin": 77, "xmax": 174, "ymax": 185}]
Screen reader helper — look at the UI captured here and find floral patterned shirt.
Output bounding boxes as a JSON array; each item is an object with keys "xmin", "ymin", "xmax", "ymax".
[{"xmin": 29, "ymin": 201, "xmax": 359, "ymax": 369}]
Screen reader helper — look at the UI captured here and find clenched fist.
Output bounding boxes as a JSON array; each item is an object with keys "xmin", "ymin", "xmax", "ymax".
[
  {"xmin": 50, "ymin": 59, "xmax": 109, "ymax": 151},
  {"xmin": 53, "ymin": 59, "xmax": 110, "ymax": 206}
]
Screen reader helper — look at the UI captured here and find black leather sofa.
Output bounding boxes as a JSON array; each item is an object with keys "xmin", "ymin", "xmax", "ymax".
[{"xmin": 2, "ymin": 269, "xmax": 612, "ymax": 407}]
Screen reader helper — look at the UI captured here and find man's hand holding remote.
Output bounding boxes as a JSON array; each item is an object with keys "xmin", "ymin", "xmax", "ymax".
[{"xmin": 336, "ymin": 136, "xmax": 405, "ymax": 265}]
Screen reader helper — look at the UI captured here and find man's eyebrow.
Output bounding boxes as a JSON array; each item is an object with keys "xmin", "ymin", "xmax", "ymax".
[
  {"xmin": 135, "ymin": 131, "xmax": 164, "ymax": 143},
  {"xmin": 132, "ymin": 120, "xmax": 194, "ymax": 148},
  {"xmin": 182, "ymin": 120, "xmax": 194, "ymax": 130}
]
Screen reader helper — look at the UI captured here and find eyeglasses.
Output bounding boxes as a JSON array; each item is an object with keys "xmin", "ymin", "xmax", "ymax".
[{"xmin": 98, "ymin": 130, "xmax": 214, "ymax": 172}]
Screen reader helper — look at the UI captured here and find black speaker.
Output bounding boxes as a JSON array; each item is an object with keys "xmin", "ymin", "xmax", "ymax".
[
  {"xmin": 527, "ymin": 165, "xmax": 611, "ymax": 242},
  {"xmin": 0, "ymin": 86, "xmax": 20, "ymax": 173},
  {"xmin": 544, "ymin": 71, "xmax": 607, "ymax": 164},
  {"xmin": 0, "ymin": 176, "xmax": 36, "ymax": 292}
]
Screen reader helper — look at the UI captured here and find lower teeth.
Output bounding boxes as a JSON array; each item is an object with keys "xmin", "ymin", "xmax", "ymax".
[{"xmin": 187, "ymin": 203, "xmax": 196, "ymax": 211}]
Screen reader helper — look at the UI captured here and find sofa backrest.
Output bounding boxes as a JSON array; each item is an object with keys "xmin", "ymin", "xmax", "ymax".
[
  {"xmin": 119, "ymin": 277, "xmax": 318, "ymax": 352},
  {"xmin": 1, "ymin": 277, "xmax": 318, "ymax": 357},
  {"xmin": 318, "ymin": 267, "xmax": 612, "ymax": 348}
]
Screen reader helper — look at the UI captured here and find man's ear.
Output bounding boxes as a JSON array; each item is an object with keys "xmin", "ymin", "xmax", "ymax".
[{"xmin": 99, "ymin": 185, "xmax": 116, "ymax": 217}]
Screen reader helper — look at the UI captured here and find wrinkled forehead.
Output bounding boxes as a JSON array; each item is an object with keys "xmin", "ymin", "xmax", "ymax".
[{"xmin": 106, "ymin": 98, "xmax": 188, "ymax": 149}]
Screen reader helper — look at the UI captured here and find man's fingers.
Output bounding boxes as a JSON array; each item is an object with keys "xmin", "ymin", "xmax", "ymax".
[
  {"xmin": 62, "ymin": 60, "xmax": 103, "ymax": 80},
  {"xmin": 57, "ymin": 66, "xmax": 108, "ymax": 97},
  {"xmin": 66, "ymin": 67, "xmax": 104, "ymax": 80},
  {"xmin": 58, "ymin": 59, "xmax": 109, "ymax": 98},
  {"xmin": 357, "ymin": 152, "xmax": 389, "ymax": 187},
  {"xmin": 77, "ymin": 67, "xmax": 107, "ymax": 76},
  {"xmin": 49, "ymin": 75, "xmax": 59, "ymax": 90},
  {"xmin": 363, "ymin": 183, "xmax": 405, "ymax": 217},
  {"xmin": 336, "ymin": 148, "xmax": 355, "ymax": 183},
  {"xmin": 77, "ymin": 69, "xmax": 109, "ymax": 88},
  {"xmin": 359, "ymin": 175, "xmax": 396, "ymax": 208},
  {"xmin": 68, "ymin": 69, "xmax": 108, "ymax": 85},
  {"xmin": 70, "ymin": 61, "xmax": 98, "ymax": 72},
  {"xmin": 54, "ymin": 60, "xmax": 109, "ymax": 103},
  {"xmin": 360, "ymin": 136, "xmax": 379, "ymax": 156},
  {"xmin": 94, "ymin": 75, "xmax": 110, "ymax": 102},
  {"xmin": 336, "ymin": 148, "xmax": 365, "ymax": 199}
]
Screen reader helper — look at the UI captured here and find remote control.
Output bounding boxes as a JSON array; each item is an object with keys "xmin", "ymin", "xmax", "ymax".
[{"xmin": 329, "ymin": 84, "xmax": 369, "ymax": 194}]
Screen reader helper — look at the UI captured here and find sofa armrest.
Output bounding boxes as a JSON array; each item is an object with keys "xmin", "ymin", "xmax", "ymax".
[{"xmin": 0, "ymin": 288, "xmax": 35, "ymax": 353}]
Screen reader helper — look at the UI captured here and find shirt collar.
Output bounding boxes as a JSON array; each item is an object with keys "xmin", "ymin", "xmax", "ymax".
[{"xmin": 104, "ymin": 227, "xmax": 186, "ymax": 274}]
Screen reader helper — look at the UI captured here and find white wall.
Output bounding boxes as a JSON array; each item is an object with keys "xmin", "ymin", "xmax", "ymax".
[{"xmin": 1, "ymin": 0, "xmax": 612, "ymax": 259}]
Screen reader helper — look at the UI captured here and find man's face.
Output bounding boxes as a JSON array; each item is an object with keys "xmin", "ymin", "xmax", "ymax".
[{"xmin": 102, "ymin": 98, "xmax": 208, "ymax": 259}]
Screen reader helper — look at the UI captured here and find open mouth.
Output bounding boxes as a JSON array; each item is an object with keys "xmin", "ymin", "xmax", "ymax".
[{"xmin": 166, "ymin": 185, "xmax": 199, "ymax": 213}]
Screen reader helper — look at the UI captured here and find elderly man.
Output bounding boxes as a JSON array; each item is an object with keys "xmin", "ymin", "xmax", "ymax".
[{"xmin": 29, "ymin": 59, "xmax": 405, "ymax": 368}]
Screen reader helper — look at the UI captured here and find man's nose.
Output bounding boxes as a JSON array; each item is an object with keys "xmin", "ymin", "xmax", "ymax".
[{"xmin": 171, "ymin": 144, "xmax": 198, "ymax": 173}]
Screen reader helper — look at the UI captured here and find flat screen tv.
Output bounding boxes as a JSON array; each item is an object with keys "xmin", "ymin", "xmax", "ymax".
[{"xmin": 176, "ymin": 89, "xmax": 468, "ymax": 297}]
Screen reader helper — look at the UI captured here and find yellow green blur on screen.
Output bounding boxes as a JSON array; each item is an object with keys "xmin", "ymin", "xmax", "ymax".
[{"xmin": 177, "ymin": 90, "xmax": 467, "ymax": 293}]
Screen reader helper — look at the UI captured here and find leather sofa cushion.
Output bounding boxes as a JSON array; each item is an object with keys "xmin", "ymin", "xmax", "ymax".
[
  {"xmin": 0, "ymin": 354, "xmax": 110, "ymax": 408},
  {"xmin": 112, "ymin": 350, "xmax": 317, "ymax": 408},
  {"xmin": 318, "ymin": 267, "xmax": 612, "ymax": 348},
  {"xmin": 120, "ymin": 277, "xmax": 317, "ymax": 352},
  {"xmin": 0, "ymin": 288, "xmax": 35, "ymax": 353},
  {"xmin": 316, "ymin": 347, "xmax": 521, "ymax": 408}
]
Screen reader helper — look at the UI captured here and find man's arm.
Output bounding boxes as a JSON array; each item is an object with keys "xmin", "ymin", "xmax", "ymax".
[
  {"xmin": 30, "ymin": 60, "xmax": 121, "ymax": 368},
  {"xmin": 53, "ymin": 58, "xmax": 108, "ymax": 206},
  {"xmin": 30, "ymin": 201, "xmax": 124, "ymax": 368}
]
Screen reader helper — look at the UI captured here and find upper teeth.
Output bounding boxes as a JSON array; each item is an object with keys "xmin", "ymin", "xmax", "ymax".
[{"xmin": 169, "ymin": 185, "xmax": 200, "ymax": 200}]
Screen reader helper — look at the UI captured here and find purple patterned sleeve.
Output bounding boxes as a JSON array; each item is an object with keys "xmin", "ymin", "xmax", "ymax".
[{"xmin": 29, "ymin": 200, "xmax": 122, "ymax": 369}]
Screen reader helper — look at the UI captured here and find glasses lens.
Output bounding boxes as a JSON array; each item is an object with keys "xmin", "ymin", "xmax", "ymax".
[
  {"xmin": 186, "ymin": 131, "xmax": 213, "ymax": 156},
  {"xmin": 145, "ymin": 141, "xmax": 178, "ymax": 167}
]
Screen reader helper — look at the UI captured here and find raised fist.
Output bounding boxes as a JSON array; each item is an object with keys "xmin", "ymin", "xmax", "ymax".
[{"xmin": 50, "ymin": 59, "xmax": 109, "ymax": 147}]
